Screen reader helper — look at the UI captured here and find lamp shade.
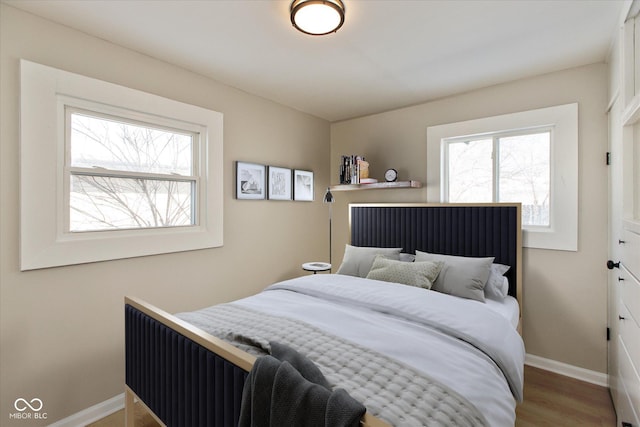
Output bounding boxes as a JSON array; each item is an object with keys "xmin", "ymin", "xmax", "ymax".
[
  {"xmin": 323, "ymin": 187, "xmax": 334, "ymax": 203},
  {"xmin": 290, "ymin": 0, "xmax": 345, "ymax": 36}
]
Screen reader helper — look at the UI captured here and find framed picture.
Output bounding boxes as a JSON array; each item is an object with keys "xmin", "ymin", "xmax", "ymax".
[
  {"xmin": 293, "ymin": 169, "xmax": 314, "ymax": 201},
  {"xmin": 268, "ymin": 166, "xmax": 292, "ymax": 200},
  {"xmin": 236, "ymin": 161, "xmax": 266, "ymax": 200}
]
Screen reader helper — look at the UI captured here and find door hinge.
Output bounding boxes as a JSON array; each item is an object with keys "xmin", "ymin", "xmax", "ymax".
[
  {"xmin": 606, "ymin": 152, "xmax": 611, "ymax": 165},
  {"xmin": 607, "ymin": 327, "xmax": 610, "ymax": 341}
]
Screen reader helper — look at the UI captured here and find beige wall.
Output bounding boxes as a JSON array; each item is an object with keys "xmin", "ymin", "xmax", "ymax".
[
  {"xmin": 0, "ymin": 5, "xmax": 330, "ymax": 425},
  {"xmin": 330, "ymin": 63, "xmax": 610, "ymax": 374}
]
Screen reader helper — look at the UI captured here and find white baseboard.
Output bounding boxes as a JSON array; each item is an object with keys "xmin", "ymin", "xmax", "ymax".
[
  {"xmin": 47, "ymin": 393, "xmax": 124, "ymax": 427},
  {"xmin": 525, "ymin": 353, "xmax": 609, "ymax": 387}
]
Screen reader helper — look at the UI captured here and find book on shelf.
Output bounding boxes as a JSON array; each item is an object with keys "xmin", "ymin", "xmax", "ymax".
[{"xmin": 339, "ymin": 155, "xmax": 367, "ymax": 185}]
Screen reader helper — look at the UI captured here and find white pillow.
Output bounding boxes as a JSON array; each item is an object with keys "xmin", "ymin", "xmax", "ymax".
[
  {"xmin": 399, "ymin": 253, "xmax": 416, "ymax": 262},
  {"xmin": 336, "ymin": 245, "xmax": 402, "ymax": 277},
  {"xmin": 485, "ymin": 263, "xmax": 510, "ymax": 299},
  {"xmin": 414, "ymin": 251, "xmax": 494, "ymax": 302}
]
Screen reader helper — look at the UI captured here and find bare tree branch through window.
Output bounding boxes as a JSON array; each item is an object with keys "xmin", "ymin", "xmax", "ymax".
[{"xmin": 68, "ymin": 111, "xmax": 196, "ymax": 232}]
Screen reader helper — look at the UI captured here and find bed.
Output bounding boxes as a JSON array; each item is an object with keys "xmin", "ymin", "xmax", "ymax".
[{"xmin": 125, "ymin": 203, "xmax": 524, "ymax": 427}]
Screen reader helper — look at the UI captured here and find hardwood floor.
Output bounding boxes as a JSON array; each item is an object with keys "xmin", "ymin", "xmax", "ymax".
[
  {"xmin": 90, "ymin": 365, "xmax": 616, "ymax": 427},
  {"xmin": 87, "ymin": 402, "xmax": 160, "ymax": 427},
  {"xmin": 516, "ymin": 365, "xmax": 616, "ymax": 427}
]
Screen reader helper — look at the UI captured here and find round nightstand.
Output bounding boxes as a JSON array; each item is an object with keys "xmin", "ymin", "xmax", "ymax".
[{"xmin": 302, "ymin": 262, "xmax": 331, "ymax": 274}]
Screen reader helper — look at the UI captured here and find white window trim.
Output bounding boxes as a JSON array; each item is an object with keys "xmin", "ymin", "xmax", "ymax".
[
  {"xmin": 427, "ymin": 103, "xmax": 578, "ymax": 251},
  {"xmin": 20, "ymin": 60, "xmax": 223, "ymax": 270}
]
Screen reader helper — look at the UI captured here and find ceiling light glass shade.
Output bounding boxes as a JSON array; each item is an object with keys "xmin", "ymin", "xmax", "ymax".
[{"xmin": 291, "ymin": 0, "xmax": 345, "ymax": 36}]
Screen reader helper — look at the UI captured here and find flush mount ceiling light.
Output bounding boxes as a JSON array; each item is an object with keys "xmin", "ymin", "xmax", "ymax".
[{"xmin": 290, "ymin": 0, "xmax": 345, "ymax": 36}]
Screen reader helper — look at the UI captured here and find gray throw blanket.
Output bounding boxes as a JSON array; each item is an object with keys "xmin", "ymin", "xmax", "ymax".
[{"xmin": 238, "ymin": 341, "xmax": 365, "ymax": 427}]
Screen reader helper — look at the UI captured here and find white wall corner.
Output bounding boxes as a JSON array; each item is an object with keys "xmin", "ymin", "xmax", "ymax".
[{"xmin": 525, "ymin": 354, "xmax": 609, "ymax": 387}]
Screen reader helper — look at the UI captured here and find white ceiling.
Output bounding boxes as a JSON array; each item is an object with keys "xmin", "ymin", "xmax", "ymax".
[{"xmin": 4, "ymin": 0, "xmax": 626, "ymax": 122}]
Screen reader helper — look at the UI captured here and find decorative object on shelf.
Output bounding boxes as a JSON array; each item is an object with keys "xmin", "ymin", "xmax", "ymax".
[
  {"xmin": 267, "ymin": 166, "xmax": 292, "ymax": 200},
  {"xmin": 290, "ymin": 0, "xmax": 345, "ymax": 36},
  {"xmin": 293, "ymin": 169, "xmax": 314, "ymax": 201},
  {"xmin": 323, "ymin": 187, "xmax": 335, "ymax": 267},
  {"xmin": 330, "ymin": 180, "xmax": 422, "ymax": 191},
  {"xmin": 236, "ymin": 161, "xmax": 266, "ymax": 200},
  {"xmin": 384, "ymin": 168, "xmax": 398, "ymax": 182},
  {"xmin": 302, "ymin": 261, "xmax": 332, "ymax": 274},
  {"xmin": 359, "ymin": 159, "xmax": 369, "ymax": 180}
]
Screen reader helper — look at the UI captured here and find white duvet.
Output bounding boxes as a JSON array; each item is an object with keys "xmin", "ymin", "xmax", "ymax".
[{"xmin": 230, "ymin": 274, "xmax": 525, "ymax": 427}]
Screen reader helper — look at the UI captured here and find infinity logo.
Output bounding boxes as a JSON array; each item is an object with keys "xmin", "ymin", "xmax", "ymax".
[{"xmin": 14, "ymin": 398, "xmax": 43, "ymax": 412}]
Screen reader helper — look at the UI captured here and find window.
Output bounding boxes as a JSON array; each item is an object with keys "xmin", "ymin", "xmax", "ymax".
[
  {"xmin": 444, "ymin": 128, "xmax": 551, "ymax": 227},
  {"xmin": 427, "ymin": 104, "xmax": 578, "ymax": 251},
  {"xmin": 66, "ymin": 108, "xmax": 198, "ymax": 232},
  {"xmin": 20, "ymin": 60, "xmax": 223, "ymax": 270}
]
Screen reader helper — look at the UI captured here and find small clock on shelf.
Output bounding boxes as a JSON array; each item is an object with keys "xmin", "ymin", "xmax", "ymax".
[{"xmin": 384, "ymin": 168, "xmax": 398, "ymax": 182}]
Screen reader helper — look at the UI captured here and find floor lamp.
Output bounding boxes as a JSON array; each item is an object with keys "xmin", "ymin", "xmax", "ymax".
[{"xmin": 323, "ymin": 187, "xmax": 335, "ymax": 269}]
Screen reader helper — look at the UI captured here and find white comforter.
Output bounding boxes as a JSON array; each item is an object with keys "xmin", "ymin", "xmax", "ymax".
[{"xmin": 231, "ymin": 274, "xmax": 525, "ymax": 427}]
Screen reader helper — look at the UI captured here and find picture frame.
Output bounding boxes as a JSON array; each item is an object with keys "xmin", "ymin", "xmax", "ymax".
[
  {"xmin": 293, "ymin": 169, "xmax": 314, "ymax": 201},
  {"xmin": 268, "ymin": 166, "xmax": 292, "ymax": 200},
  {"xmin": 236, "ymin": 161, "xmax": 266, "ymax": 200}
]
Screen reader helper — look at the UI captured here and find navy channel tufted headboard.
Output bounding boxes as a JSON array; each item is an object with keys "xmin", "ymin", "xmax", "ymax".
[{"xmin": 349, "ymin": 203, "xmax": 522, "ymax": 300}]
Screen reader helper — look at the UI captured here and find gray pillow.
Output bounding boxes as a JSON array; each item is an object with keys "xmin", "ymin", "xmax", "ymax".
[
  {"xmin": 366, "ymin": 256, "xmax": 443, "ymax": 289},
  {"xmin": 336, "ymin": 245, "xmax": 402, "ymax": 277},
  {"xmin": 414, "ymin": 251, "xmax": 494, "ymax": 302}
]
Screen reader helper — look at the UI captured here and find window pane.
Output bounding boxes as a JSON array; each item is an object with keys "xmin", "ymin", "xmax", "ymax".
[
  {"xmin": 70, "ymin": 112, "xmax": 193, "ymax": 175},
  {"xmin": 447, "ymin": 138, "xmax": 493, "ymax": 202},
  {"xmin": 498, "ymin": 132, "xmax": 550, "ymax": 226},
  {"xmin": 70, "ymin": 175, "xmax": 194, "ymax": 232}
]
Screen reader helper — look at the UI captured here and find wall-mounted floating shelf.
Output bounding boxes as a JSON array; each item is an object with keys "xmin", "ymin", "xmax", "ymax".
[{"xmin": 330, "ymin": 180, "xmax": 422, "ymax": 191}]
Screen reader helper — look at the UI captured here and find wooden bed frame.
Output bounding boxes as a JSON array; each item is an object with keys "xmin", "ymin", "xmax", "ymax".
[{"xmin": 125, "ymin": 203, "xmax": 522, "ymax": 427}]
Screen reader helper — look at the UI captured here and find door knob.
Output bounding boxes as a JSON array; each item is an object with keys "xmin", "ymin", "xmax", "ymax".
[{"xmin": 607, "ymin": 260, "xmax": 620, "ymax": 270}]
